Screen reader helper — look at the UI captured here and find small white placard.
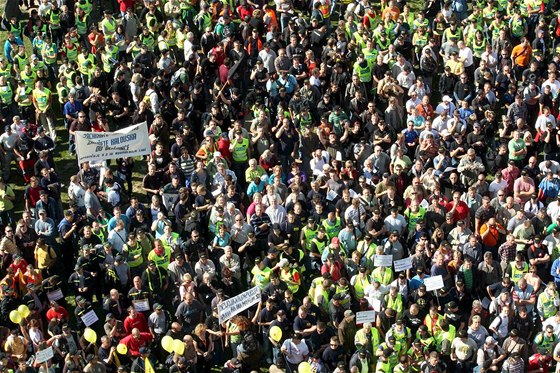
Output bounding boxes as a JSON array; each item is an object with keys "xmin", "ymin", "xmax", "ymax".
[
  {"xmin": 326, "ymin": 190, "xmax": 338, "ymax": 201},
  {"xmin": 133, "ymin": 299, "xmax": 150, "ymax": 312},
  {"xmin": 374, "ymin": 255, "xmax": 393, "ymax": 267},
  {"xmin": 47, "ymin": 289, "xmax": 63, "ymax": 301},
  {"xmin": 394, "ymin": 257, "xmax": 413, "ymax": 272},
  {"xmin": 367, "ymin": 297, "xmax": 382, "ymax": 312},
  {"xmin": 35, "ymin": 347, "xmax": 54, "ymax": 364},
  {"xmin": 356, "ymin": 310, "xmax": 376, "ymax": 324},
  {"xmin": 81, "ymin": 309, "xmax": 99, "ymax": 327},
  {"xmin": 424, "ymin": 275, "xmax": 444, "ymax": 292}
]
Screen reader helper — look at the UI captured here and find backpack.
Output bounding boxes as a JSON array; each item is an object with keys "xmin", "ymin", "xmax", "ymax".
[{"xmin": 74, "ymin": 85, "xmax": 87, "ymax": 102}]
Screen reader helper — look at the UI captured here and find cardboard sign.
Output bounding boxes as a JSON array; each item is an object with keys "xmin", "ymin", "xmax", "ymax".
[
  {"xmin": 47, "ymin": 289, "xmax": 63, "ymax": 301},
  {"xmin": 132, "ymin": 299, "xmax": 150, "ymax": 312},
  {"xmin": 356, "ymin": 310, "xmax": 376, "ymax": 324},
  {"xmin": 374, "ymin": 255, "xmax": 393, "ymax": 267},
  {"xmin": 367, "ymin": 297, "xmax": 382, "ymax": 312},
  {"xmin": 393, "ymin": 257, "xmax": 413, "ymax": 272},
  {"xmin": 81, "ymin": 309, "xmax": 99, "ymax": 327},
  {"xmin": 424, "ymin": 275, "xmax": 445, "ymax": 292},
  {"xmin": 35, "ymin": 347, "xmax": 54, "ymax": 364}
]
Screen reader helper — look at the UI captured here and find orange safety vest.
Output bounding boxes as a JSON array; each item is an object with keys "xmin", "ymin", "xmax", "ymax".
[{"xmin": 265, "ymin": 9, "xmax": 278, "ymax": 31}]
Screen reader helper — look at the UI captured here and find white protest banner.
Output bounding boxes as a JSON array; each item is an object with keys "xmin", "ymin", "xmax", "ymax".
[
  {"xmin": 424, "ymin": 275, "xmax": 444, "ymax": 292},
  {"xmin": 374, "ymin": 255, "xmax": 393, "ymax": 267},
  {"xmin": 75, "ymin": 122, "xmax": 151, "ymax": 164},
  {"xmin": 81, "ymin": 309, "xmax": 99, "ymax": 327},
  {"xmin": 356, "ymin": 311, "xmax": 376, "ymax": 324},
  {"xmin": 393, "ymin": 257, "xmax": 413, "ymax": 272},
  {"xmin": 47, "ymin": 289, "xmax": 63, "ymax": 301},
  {"xmin": 218, "ymin": 286, "xmax": 261, "ymax": 323},
  {"xmin": 35, "ymin": 347, "xmax": 54, "ymax": 364}
]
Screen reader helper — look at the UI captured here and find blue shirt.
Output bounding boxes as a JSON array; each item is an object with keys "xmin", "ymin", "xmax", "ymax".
[
  {"xmin": 107, "ymin": 214, "xmax": 130, "ymax": 232},
  {"xmin": 63, "ymin": 101, "xmax": 84, "ymax": 119},
  {"xmin": 277, "ymin": 74, "xmax": 297, "ymax": 94},
  {"xmin": 4, "ymin": 37, "xmax": 23, "ymax": 63}
]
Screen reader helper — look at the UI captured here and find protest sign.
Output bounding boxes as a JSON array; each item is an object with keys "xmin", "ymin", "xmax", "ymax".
[
  {"xmin": 47, "ymin": 289, "xmax": 63, "ymax": 301},
  {"xmin": 75, "ymin": 122, "xmax": 150, "ymax": 164},
  {"xmin": 81, "ymin": 309, "xmax": 99, "ymax": 327},
  {"xmin": 424, "ymin": 275, "xmax": 445, "ymax": 292},
  {"xmin": 218, "ymin": 286, "xmax": 261, "ymax": 323},
  {"xmin": 393, "ymin": 257, "xmax": 413, "ymax": 272},
  {"xmin": 374, "ymin": 255, "xmax": 393, "ymax": 267},
  {"xmin": 356, "ymin": 311, "xmax": 376, "ymax": 324},
  {"xmin": 35, "ymin": 347, "xmax": 54, "ymax": 364}
]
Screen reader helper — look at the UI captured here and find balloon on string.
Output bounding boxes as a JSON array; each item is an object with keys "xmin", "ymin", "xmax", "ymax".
[
  {"xmin": 83, "ymin": 328, "xmax": 97, "ymax": 344},
  {"xmin": 161, "ymin": 335, "xmax": 174, "ymax": 353},
  {"xmin": 173, "ymin": 339, "xmax": 185, "ymax": 355},
  {"xmin": 18, "ymin": 305, "xmax": 30, "ymax": 318},
  {"xmin": 116, "ymin": 343, "xmax": 128, "ymax": 355},
  {"xmin": 269, "ymin": 326, "xmax": 282, "ymax": 342},
  {"xmin": 298, "ymin": 361, "xmax": 312, "ymax": 373},
  {"xmin": 9, "ymin": 310, "xmax": 22, "ymax": 324}
]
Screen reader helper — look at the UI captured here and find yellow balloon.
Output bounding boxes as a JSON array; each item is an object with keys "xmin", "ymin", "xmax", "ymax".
[
  {"xmin": 298, "ymin": 362, "xmax": 312, "ymax": 373},
  {"xmin": 161, "ymin": 335, "xmax": 174, "ymax": 353},
  {"xmin": 18, "ymin": 305, "xmax": 30, "ymax": 318},
  {"xmin": 116, "ymin": 343, "xmax": 128, "ymax": 355},
  {"xmin": 9, "ymin": 310, "xmax": 22, "ymax": 324},
  {"xmin": 83, "ymin": 328, "xmax": 97, "ymax": 344},
  {"xmin": 173, "ymin": 339, "xmax": 185, "ymax": 355},
  {"xmin": 269, "ymin": 326, "xmax": 282, "ymax": 342}
]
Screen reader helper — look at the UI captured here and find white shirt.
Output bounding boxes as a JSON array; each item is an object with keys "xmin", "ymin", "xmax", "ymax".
[
  {"xmin": 539, "ymin": 160, "xmax": 560, "ymax": 174},
  {"xmin": 0, "ymin": 132, "xmax": 19, "ymax": 151},
  {"xmin": 548, "ymin": 201, "xmax": 560, "ymax": 222},
  {"xmin": 184, "ymin": 39, "xmax": 196, "ymax": 61},
  {"xmin": 265, "ymin": 204, "xmax": 287, "ymax": 225},
  {"xmin": 481, "ymin": 51, "xmax": 498, "ymax": 69},
  {"xmin": 384, "ymin": 214, "xmax": 407, "ymax": 235},
  {"xmin": 435, "ymin": 102, "xmax": 456, "ymax": 115},
  {"xmin": 459, "ymin": 46, "xmax": 474, "ymax": 67},
  {"xmin": 432, "ymin": 116, "xmax": 451, "ymax": 133},
  {"xmin": 542, "ymin": 80, "xmax": 560, "ymax": 98},
  {"xmin": 489, "ymin": 314, "xmax": 509, "ymax": 339},
  {"xmin": 535, "ymin": 113, "xmax": 556, "ymax": 132},
  {"xmin": 258, "ymin": 49, "xmax": 277, "ymax": 74},
  {"xmin": 68, "ymin": 182, "xmax": 86, "ymax": 207},
  {"xmin": 543, "ymin": 316, "xmax": 560, "ymax": 337},
  {"xmin": 107, "ymin": 228, "xmax": 127, "ymax": 253},
  {"xmin": 405, "ymin": 97, "xmax": 422, "ymax": 113},
  {"xmin": 489, "ymin": 179, "xmax": 508, "ymax": 197},
  {"xmin": 282, "ymin": 339, "xmax": 309, "ymax": 364}
]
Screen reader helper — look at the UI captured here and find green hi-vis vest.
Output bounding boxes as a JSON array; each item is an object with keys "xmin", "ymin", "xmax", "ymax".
[
  {"xmin": 232, "ymin": 137, "xmax": 249, "ymax": 162},
  {"xmin": 0, "ymin": 84, "xmax": 13, "ymax": 105}
]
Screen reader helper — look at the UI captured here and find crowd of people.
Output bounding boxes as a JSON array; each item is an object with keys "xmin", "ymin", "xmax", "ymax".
[{"xmin": 3, "ymin": 0, "xmax": 560, "ymax": 370}]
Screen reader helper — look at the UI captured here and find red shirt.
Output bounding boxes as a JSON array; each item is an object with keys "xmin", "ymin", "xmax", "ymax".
[
  {"xmin": 24, "ymin": 185, "xmax": 43, "ymax": 208},
  {"xmin": 124, "ymin": 313, "xmax": 149, "ymax": 334},
  {"xmin": 528, "ymin": 354, "xmax": 551, "ymax": 373},
  {"xmin": 46, "ymin": 306, "xmax": 69, "ymax": 322},
  {"xmin": 321, "ymin": 261, "xmax": 342, "ymax": 282},
  {"xmin": 445, "ymin": 200, "xmax": 470, "ymax": 222},
  {"xmin": 120, "ymin": 333, "xmax": 153, "ymax": 357},
  {"xmin": 9, "ymin": 259, "xmax": 28, "ymax": 276}
]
